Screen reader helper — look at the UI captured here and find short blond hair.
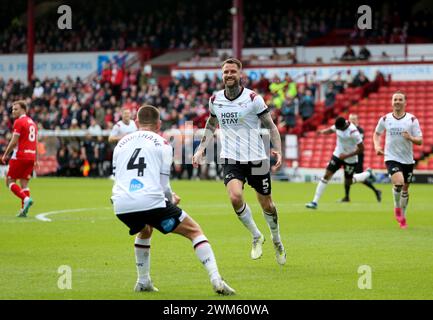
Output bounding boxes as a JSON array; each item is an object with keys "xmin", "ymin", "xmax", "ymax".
[{"xmin": 12, "ymin": 100, "xmax": 28, "ymax": 111}]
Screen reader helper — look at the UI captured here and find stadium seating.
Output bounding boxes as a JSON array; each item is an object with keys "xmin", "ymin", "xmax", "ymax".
[{"xmin": 298, "ymin": 81, "xmax": 433, "ymax": 170}]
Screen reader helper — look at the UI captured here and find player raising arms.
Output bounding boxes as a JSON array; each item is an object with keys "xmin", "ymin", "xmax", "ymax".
[
  {"xmin": 112, "ymin": 105, "xmax": 235, "ymax": 295},
  {"xmin": 306, "ymin": 116, "xmax": 375, "ymax": 209},
  {"xmin": 192, "ymin": 58, "xmax": 286, "ymax": 265},
  {"xmin": 1, "ymin": 101, "xmax": 37, "ymax": 217},
  {"xmin": 373, "ymin": 91, "xmax": 422, "ymax": 229}
]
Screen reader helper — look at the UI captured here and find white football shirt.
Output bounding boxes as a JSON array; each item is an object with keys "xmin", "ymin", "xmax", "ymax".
[
  {"xmin": 331, "ymin": 123, "xmax": 363, "ymax": 164},
  {"xmin": 375, "ymin": 112, "xmax": 422, "ymax": 164},
  {"xmin": 209, "ymin": 87, "xmax": 268, "ymax": 162},
  {"xmin": 110, "ymin": 120, "xmax": 137, "ymax": 140},
  {"xmin": 111, "ymin": 130, "xmax": 172, "ymax": 214}
]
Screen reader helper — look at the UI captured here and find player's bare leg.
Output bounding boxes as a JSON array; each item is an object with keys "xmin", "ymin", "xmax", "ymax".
[
  {"xmin": 256, "ymin": 193, "xmax": 286, "ymax": 265},
  {"xmin": 134, "ymin": 225, "xmax": 158, "ymax": 292},
  {"xmin": 306, "ymin": 170, "xmax": 334, "ymax": 209},
  {"xmin": 173, "ymin": 214, "xmax": 235, "ymax": 295},
  {"xmin": 226, "ymin": 179, "xmax": 263, "ymax": 259},
  {"xmin": 390, "ymin": 172, "xmax": 406, "ymax": 229}
]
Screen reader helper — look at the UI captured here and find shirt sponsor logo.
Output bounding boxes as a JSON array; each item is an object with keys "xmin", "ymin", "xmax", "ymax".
[{"xmin": 129, "ymin": 179, "xmax": 144, "ymax": 192}]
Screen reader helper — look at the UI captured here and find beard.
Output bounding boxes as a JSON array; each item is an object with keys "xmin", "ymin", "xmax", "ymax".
[{"xmin": 224, "ymin": 77, "xmax": 240, "ymax": 88}]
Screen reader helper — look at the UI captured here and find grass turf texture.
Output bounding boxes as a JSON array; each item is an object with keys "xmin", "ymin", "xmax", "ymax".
[{"xmin": 0, "ymin": 178, "xmax": 432, "ymax": 300}]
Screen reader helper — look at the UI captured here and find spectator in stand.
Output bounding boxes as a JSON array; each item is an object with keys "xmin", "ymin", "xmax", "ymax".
[
  {"xmin": 94, "ymin": 136, "xmax": 109, "ymax": 176},
  {"xmin": 352, "ymin": 71, "xmax": 370, "ymax": 87},
  {"xmin": 279, "ymin": 96, "xmax": 297, "ymax": 132},
  {"xmin": 358, "ymin": 46, "xmax": 371, "ymax": 61},
  {"xmin": 88, "ymin": 117, "xmax": 103, "ymax": 136},
  {"xmin": 324, "ymin": 83, "xmax": 337, "ymax": 110},
  {"xmin": 56, "ymin": 146, "xmax": 69, "ymax": 176},
  {"xmin": 299, "ymin": 89, "xmax": 315, "ymax": 121},
  {"xmin": 269, "ymin": 75, "xmax": 286, "ymax": 109},
  {"xmin": 340, "ymin": 45, "xmax": 356, "ymax": 61},
  {"xmin": 332, "ymin": 74, "xmax": 345, "ymax": 93}
]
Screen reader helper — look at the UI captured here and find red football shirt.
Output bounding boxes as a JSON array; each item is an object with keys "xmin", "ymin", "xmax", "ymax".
[{"xmin": 12, "ymin": 115, "xmax": 38, "ymax": 161}]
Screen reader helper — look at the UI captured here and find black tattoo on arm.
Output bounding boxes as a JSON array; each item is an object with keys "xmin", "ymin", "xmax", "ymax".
[
  {"xmin": 259, "ymin": 112, "xmax": 282, "ymax": 154},
  {"xmin": 197, "ymin": 116, "xmax": 219, "ymax": 152}
]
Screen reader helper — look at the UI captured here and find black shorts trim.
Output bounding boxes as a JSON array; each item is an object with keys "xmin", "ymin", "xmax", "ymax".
[
  {"xmin": 222, "ymin": 159, "xmax": 271, "ymax": 195},
  {"xmin": 385, "ymin": 161, "xmax": 414, "ymax": 184},
  {"xmin": 116, "ymin": 201, "xmax": 183, "ymax": 235},
  {"xmin": 326, "ymin": 155, "xmax": 357, "ymax": 178}
]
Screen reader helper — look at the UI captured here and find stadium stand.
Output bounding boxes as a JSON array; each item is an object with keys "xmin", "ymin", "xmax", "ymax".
[
  {"xmin": 298, "ymin": 81, "xmax": 433, "ymax": 170},
  {"xmin": 0, "ymin": 1, "xmax": 432, "ymax": 54}
]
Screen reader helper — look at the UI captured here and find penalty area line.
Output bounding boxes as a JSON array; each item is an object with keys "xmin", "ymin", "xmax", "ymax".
[{"xmin": 35, "ymin": 207, "xmax": 111, "ymax": 222}]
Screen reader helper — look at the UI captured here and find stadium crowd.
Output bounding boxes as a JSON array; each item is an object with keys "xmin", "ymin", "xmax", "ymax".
[
  {"xmin": 0, "ymin": 0, "xmax": 431, "ymax": 54},
  {"xmin": 0, "ymin": 57, "xmax": 386, "ymax": 178}
]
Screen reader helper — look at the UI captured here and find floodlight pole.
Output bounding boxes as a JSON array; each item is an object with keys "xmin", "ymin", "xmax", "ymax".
[
  {"xmin": 27, "ymin": 0, "xmax": 35, "ymax": 84},
  {"xmin": 232, "ymin": 0, "xmax": 243, "ymax": 60}
]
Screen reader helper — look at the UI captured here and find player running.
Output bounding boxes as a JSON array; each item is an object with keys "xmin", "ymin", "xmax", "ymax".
[
  {"xmin": 1, "ymin": 101, "xmax": 37, "ymax": 217},
  {"xmin": 112, "ymin": 105, "xmax": 235, "ymax": 295},
  {"xmin": 192, "ymin": 58, "xmax": 286, "ymax": 265},
  {"xmin": 373, "ymin": 91, "xmax": 422, "ymax": 229},
  {"xmin": 340, "ymin": 113, "xmax": 382, "ymax": 202},
  {"xmin": 305, "ymin": 116, "xmax": 375, "ymax": 209},
  {"xmin": 108, "ymin": 109, "xmax": 137, "ymax": 144}
]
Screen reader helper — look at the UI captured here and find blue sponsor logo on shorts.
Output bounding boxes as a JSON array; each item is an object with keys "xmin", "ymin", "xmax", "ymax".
[
  {"xmin": 129, "ymin": 179, "xmax": 144, "ymax": 192},
  {"xmin": 161, "ymin": 218, "xmax": 175, "ymax": 233}
]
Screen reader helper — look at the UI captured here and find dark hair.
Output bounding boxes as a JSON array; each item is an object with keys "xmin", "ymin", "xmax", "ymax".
[
  {"xmin": 221, "ymin": 58, "xmax": 242, "ymax": 70},
  {"xmin": 335, "ymin": 116, "xmax": 347, "ymax": 130},
  {"xmin": 137, "ymin": 105, "xmax": 160, "ymax": 125},
  {"xmin": 12, "ymin": 100, "xmax": 27, "ymax": 112}
]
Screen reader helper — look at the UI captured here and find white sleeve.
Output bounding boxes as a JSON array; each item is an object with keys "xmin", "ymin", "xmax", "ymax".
[
  {"xmin": 209, "ymin": 98, "xmax": 216, "ymax": 117},
  {"xmin": 160, "ymin": 144, "xmax": 173, "ymax": 176},
  {"xmin": 411, "ymin": 118, "xmax": 422, "ymax": 137},
  {"xmin": 110, "ymin": 124, "xmax": 120, "ymax": 137},
  {"xmin": 352, "ymin": 130, "xmax": 363, "ymax": 144},
  {"xmin": 160, "ymin": 174, "xmax": 173, "ymax": 202},
  {"xmin": 375, "ymin": 117, "xmax": 386, "ymax": 134},
  {"xmin": 253, "ymin": 94, "xmax": 269, "ymax": 116},
  {"xmin": 112, "ymin": 146, "xmax": 119, "ymax": 176},
  {"xmin": 330, "ymin": 125, "xmax": 337, "ymax": 132}
]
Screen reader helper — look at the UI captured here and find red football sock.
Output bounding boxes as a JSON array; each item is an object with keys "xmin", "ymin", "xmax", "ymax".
[{"xmin": 9, "ymin": 183, "xmax": 27, "ymax": 201}]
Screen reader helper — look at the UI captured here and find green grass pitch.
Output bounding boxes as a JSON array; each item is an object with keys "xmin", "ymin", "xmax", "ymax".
[{"xmin": 1, "ymin": 178, "xmax": 432, "ymax": 300}]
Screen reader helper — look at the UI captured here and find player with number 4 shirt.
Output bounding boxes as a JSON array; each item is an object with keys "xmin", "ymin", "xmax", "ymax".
[{"xmin": 1, "ymin": 100, "xmax": 37, "ymax": 217}]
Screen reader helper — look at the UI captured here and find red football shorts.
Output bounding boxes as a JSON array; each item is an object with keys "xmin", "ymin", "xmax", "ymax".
[{"xmin": 7, "ymin": 159, "xmax": 35, "ymax": 180}]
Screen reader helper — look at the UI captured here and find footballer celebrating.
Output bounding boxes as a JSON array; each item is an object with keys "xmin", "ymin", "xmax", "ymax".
[
  {"xmin": 112, "ymin": 105, "xmax": 235, "ymax": 295},
  {"xmin": 192, "ymin": 58, "xmax": 286, "ymax": 265},
  {"xmin": 108, "ymin": 108, "xmax": 137, "ymax": 144},
  {"xmin": 305, "ymin": 116, "xmax": 375, "ymax": 209},
  {"xmin": 373, "ymin": 91, "xmax": 422, "ymax": 229},
  {"xmin": 1, "ymin": 101, "xmax": 37, "ymax": 217}
]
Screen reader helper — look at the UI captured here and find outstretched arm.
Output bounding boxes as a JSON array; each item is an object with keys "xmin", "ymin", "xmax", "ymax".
[
  {"xmin": 259, "ymin": 111, "xmax": 282, "ymax": 169},
  {"xmin": 317, "ymin": 127, "xmax": 335, "ymax": 135}
]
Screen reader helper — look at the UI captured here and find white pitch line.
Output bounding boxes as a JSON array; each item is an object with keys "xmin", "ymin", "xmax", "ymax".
[{"xmin": 35, "ymin": 207, "xmax": 111, "ymax": 222}]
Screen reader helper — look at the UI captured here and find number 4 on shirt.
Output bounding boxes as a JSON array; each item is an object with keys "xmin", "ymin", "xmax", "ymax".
[{"xmin": 127, "ymin": 148, "xmax": 147, "ymax": 176}]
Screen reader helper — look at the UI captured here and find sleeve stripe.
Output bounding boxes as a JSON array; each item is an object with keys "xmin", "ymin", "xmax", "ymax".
[
  {"xmin": 257, "ymin": 109, "xmax": 269, "ymax": 117},
  {"xmin": 160, "ymin": 172, "xmax": 170, "ymax": 176}
]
